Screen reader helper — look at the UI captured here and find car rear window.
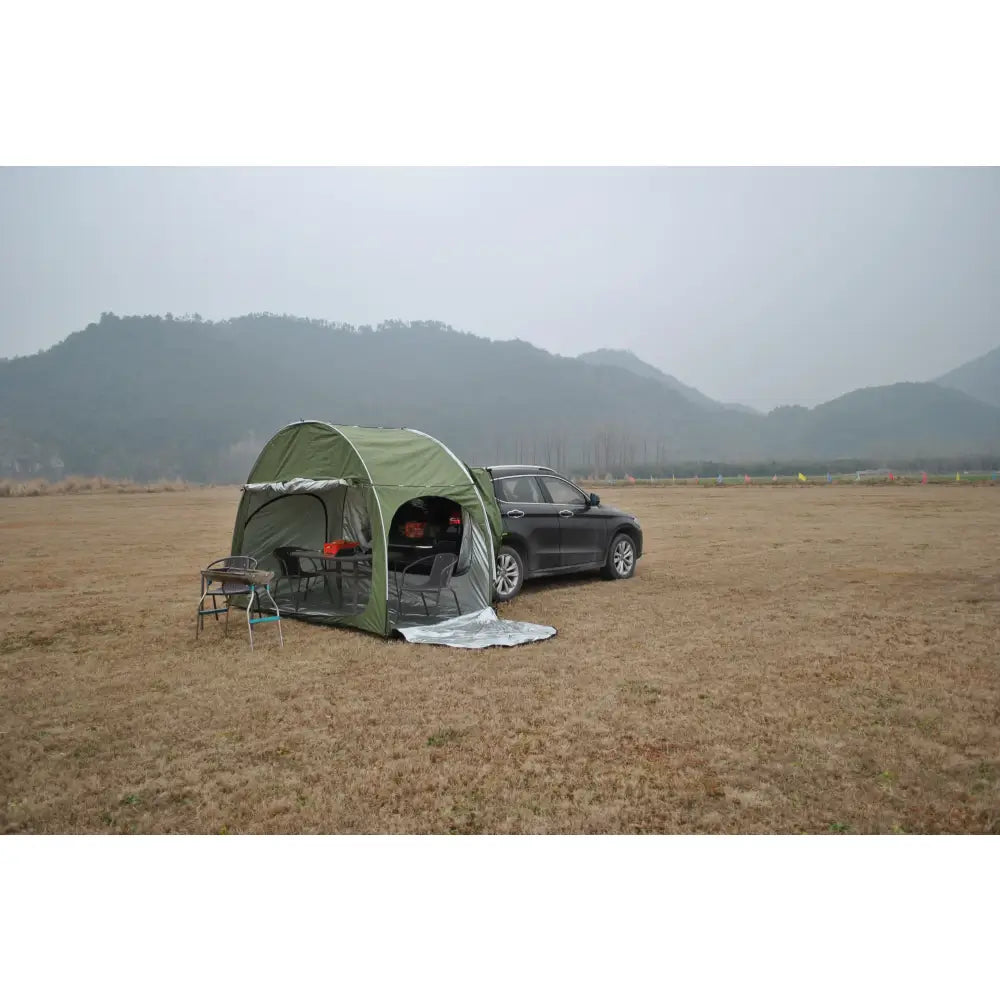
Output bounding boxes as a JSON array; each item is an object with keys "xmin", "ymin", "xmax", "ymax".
[{"xmin": 495, "ymin": 476, "xmax": 545, "ymax": 503}]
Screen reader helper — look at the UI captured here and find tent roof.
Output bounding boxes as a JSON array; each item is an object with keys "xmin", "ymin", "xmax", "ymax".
[{"xmin": 245, "ymin": 421, "xmax": 477, "ymax": 489}]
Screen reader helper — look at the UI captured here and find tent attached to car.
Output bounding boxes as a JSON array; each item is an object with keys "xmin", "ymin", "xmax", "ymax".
[{"xmin": 230, "ymin": 421, "xmax": 555, "ymax": 648}]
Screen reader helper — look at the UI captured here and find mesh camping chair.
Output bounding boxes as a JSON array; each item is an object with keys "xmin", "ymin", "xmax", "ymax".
[
  {"xmin": 274, "ymin": 547, "xmax": 326, "ymax": 611},
  {"xmin": 394, "ymin": 553, "xmax": 461, "ymax": 620}
]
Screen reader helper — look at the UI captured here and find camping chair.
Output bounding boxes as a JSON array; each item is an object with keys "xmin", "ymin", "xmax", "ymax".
[
  {"xmin": 394, "ymin": 553, "xmax": 461, "ymax": 620},
  {"xmin": 197, "ymin": 556, "xmax": 283, "ymax": 650},
  {"xmin": 274, "ymin": 547, "xmax": 326, "ymax": 611},
  {"xmin": 197, "ymin": 555, "xmax": 257, "ymax": 631}
]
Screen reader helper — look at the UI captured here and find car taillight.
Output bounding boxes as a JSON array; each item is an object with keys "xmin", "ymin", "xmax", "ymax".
[{"xmin": 448, "ymin": 515, "xmax": 461, "ymax": 526}]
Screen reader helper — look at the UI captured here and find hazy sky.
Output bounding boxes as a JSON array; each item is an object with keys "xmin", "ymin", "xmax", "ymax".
[{"xmin": 1, "ymin": 167, "xmax": 997, "ymax": 410}]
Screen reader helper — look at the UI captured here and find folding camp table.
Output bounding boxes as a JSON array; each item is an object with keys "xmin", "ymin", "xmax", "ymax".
[{"xmin": 292, "ymin": 550, "xmax": 374, "ymax": 613}]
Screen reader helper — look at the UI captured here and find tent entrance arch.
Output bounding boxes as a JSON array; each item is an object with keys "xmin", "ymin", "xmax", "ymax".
[{"xmin": 385, "ymin": 495, "xmax": 471, "ymax": 571}]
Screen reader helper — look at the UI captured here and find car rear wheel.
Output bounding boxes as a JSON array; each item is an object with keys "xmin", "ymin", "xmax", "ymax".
[
  {"xmin": 495, "ymin": 545, "xmax": 524, "ymax": 601},
  {"xmin": 602, "ymin": 533, "xmax": 636, "ymax": 580}
]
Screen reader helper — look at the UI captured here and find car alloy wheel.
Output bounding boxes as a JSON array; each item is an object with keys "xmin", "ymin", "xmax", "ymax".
[
  {"xmin": 612, "ymin": 536, "xmax": 635, "ymax": 577},
  {"xmin": 495, "ymin": 549, "xmax": 522, "ymax": 600}
]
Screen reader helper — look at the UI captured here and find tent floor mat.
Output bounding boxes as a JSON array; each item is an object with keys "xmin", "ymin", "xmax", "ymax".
[{"xmin": 395, "ymin": 607, "xmax": 556, "ymax": 649}]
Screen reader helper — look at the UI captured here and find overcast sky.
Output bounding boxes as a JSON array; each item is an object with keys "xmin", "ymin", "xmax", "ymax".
[{"xmin": 1, "ymin": 167, "xmax": 997, "ymax": 410}]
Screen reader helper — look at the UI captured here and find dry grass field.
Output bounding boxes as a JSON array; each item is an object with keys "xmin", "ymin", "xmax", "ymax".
[
  {"xmin": 0, "ymin": 476, "xmax": 190, "ymax": 498},
  {"xmin": 2, "ymin": 484, "xmax": 998, "ymax": 834}
]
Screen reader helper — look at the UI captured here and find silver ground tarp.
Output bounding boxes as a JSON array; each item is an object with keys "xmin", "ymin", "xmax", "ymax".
[{"xmin": 396, "ymin": 608, "xmax": 556, "ymax": 648}]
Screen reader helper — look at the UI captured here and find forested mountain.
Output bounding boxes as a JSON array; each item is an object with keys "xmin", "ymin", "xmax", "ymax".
[
  {"xmin": 935, "ymin": 345, "xmax": 1000, "ymax": 407},
  {"xmin": 761, "ymin": 382, "xmax": 1000, "ymax": 460},
  {"xmin": 1, "ymin": 313, "xmax": 998, "ymax": 480}
]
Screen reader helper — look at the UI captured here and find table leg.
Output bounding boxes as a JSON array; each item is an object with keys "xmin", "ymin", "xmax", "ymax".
[
  {"xmin": 322, "ymin": 569, "xmax": 337, "ymax": 608},
  {"xmin": 270, "ymin": 585, "xmax": 284, "ymax": 648},
  {"xmin": 196, "ymin": 575, "xmax": 208, "ymax": 636},
  {"xmin": 246, "ymin": 584, "xmax": 255, "ymax": 650}
]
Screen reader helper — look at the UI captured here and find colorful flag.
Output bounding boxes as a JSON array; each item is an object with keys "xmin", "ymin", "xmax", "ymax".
[
  {"xmin": 921, "ymin": 471, "xmax": 928, "ymax": 484},
  {"xmin": 716, "ymin": 473, "xmax": 723, "ymax": 485},
  {"xmin": 798, "ymin": 472, "xmax": 807, "ymax": 483},
  {"xmin": 956, "ymin": 472, "xmax": 961, "ymax": 482},
  {"xmin": 826, "ymin": 472, "xmax": 832, "ymax": 484},
  {"xmin": 888, "ymin": 471, "xmax": 895, "ymax": 482},
  {"xmin": 772, "ymin": 473, "xmax": 778, "ymax": 483},
  {"xmin": 744, "ymin": 473, "xmax": 751, "ymax": 484}
]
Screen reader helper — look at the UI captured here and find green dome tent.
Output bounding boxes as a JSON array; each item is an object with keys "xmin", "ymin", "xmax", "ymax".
[{"xmin": 230, "ymin": 421, "xmax": 554, "ymax": 647}]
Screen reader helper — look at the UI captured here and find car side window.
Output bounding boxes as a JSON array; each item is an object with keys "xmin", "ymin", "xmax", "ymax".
[
  {"xmin": 539, "ymin": 476, "xmax": 588, "ymax": 506},
  {"xmin": 495, "ymin": 478, "xmax": 516, "ymax": 502},
  {"xmin": 496, "ymin": 476, "xmax": 545, "ymax": 504}
]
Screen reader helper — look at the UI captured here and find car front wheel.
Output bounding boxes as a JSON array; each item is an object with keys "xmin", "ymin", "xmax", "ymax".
[
  {"xmin": 602, "ymin": 533, "xmax": 636, "ymax": 580},
  {"xmin": 495, "ymin": 545, "xmax": 524, "ymax": 601}
]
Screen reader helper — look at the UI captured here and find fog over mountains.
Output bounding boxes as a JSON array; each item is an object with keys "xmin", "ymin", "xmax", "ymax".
[
  {"xmin": 577, "ymin": 349, "xmax": 762, "ymax": 415},
  {"xmin": 1, "ymin": 313, "xmax": 998, "ymax": 482},
  {"xmin": 934, "ymin": 344, "xmax": 1000, "ymax": 407}
]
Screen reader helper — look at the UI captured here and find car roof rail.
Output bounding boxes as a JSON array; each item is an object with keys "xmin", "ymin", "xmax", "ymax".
[{"xmin": 489, "ymin": 464, "xmax": 559, "ymax": 475}]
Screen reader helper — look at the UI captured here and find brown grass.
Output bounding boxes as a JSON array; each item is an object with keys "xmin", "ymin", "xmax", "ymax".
[
  {"xmin": 0, "ymin": 476, "xmax": 192, "ymax": 498},
  {"xmin": 1, "ymin": 485, "xmax": 998, "ymax": 834}
]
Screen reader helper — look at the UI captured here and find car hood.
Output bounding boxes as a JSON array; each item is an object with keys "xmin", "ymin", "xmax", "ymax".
[{"xmin": 595, "ymin": 503, "xmax": 638, "ymax": 521}]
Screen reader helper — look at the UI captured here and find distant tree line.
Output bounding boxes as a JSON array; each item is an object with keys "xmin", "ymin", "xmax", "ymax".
[
  {"xmin": 566, "ymin": 455, "xmax": 1000, "ymax": 479},
  {"xmin": 484, "ymin": 423, "xmax": 1000, "ymax": 477}
]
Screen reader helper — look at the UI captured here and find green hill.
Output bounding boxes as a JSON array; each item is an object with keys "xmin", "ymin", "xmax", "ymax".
[
  {"xmin": 0, "ymin": 314, "xmax": 755, "ymax": 479},
  {"xmin": 1, "ymin": 313, "xmax": 997, "ymax": 480},
  {"xmin": 771, "ymin": 382, "xmax": 1000, "ymax": 461}
]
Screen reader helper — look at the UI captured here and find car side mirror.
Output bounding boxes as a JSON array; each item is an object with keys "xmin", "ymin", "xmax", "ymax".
[{"xmin": 588, "ymin": 492, "xmax": 601, "ymax": 507}]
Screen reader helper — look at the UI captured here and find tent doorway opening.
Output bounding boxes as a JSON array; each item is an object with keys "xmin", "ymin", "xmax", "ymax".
[
  {"xmin": 388, "ymin": 495, "xmax": 465, "ymax": 573},
  {"xmin": 240, "ymin": 482, "xmax": 375, "ymax": 621},
  {"xmin": 386, "ymin": 494, "xmax": 477, "ymax": 626}
]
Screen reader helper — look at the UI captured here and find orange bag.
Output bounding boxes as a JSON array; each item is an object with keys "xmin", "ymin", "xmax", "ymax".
[{"xmin": 323, "ymin": 540, "xmax": 358, "ymax": 556}]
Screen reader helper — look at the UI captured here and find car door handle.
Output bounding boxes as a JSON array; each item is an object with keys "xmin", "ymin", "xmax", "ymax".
[
  {"xmin": 559, "ymin": 510, "xmax": 574, "ymax": 518},
  {"xmin": 507, "ymin": 509, "xmax": 525, "ymax": 518}
]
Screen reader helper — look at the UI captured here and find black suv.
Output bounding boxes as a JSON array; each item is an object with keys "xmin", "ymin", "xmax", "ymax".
[{"xmin": 488, "ymin": 465, "xmax": 643, "ymax": 601}]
